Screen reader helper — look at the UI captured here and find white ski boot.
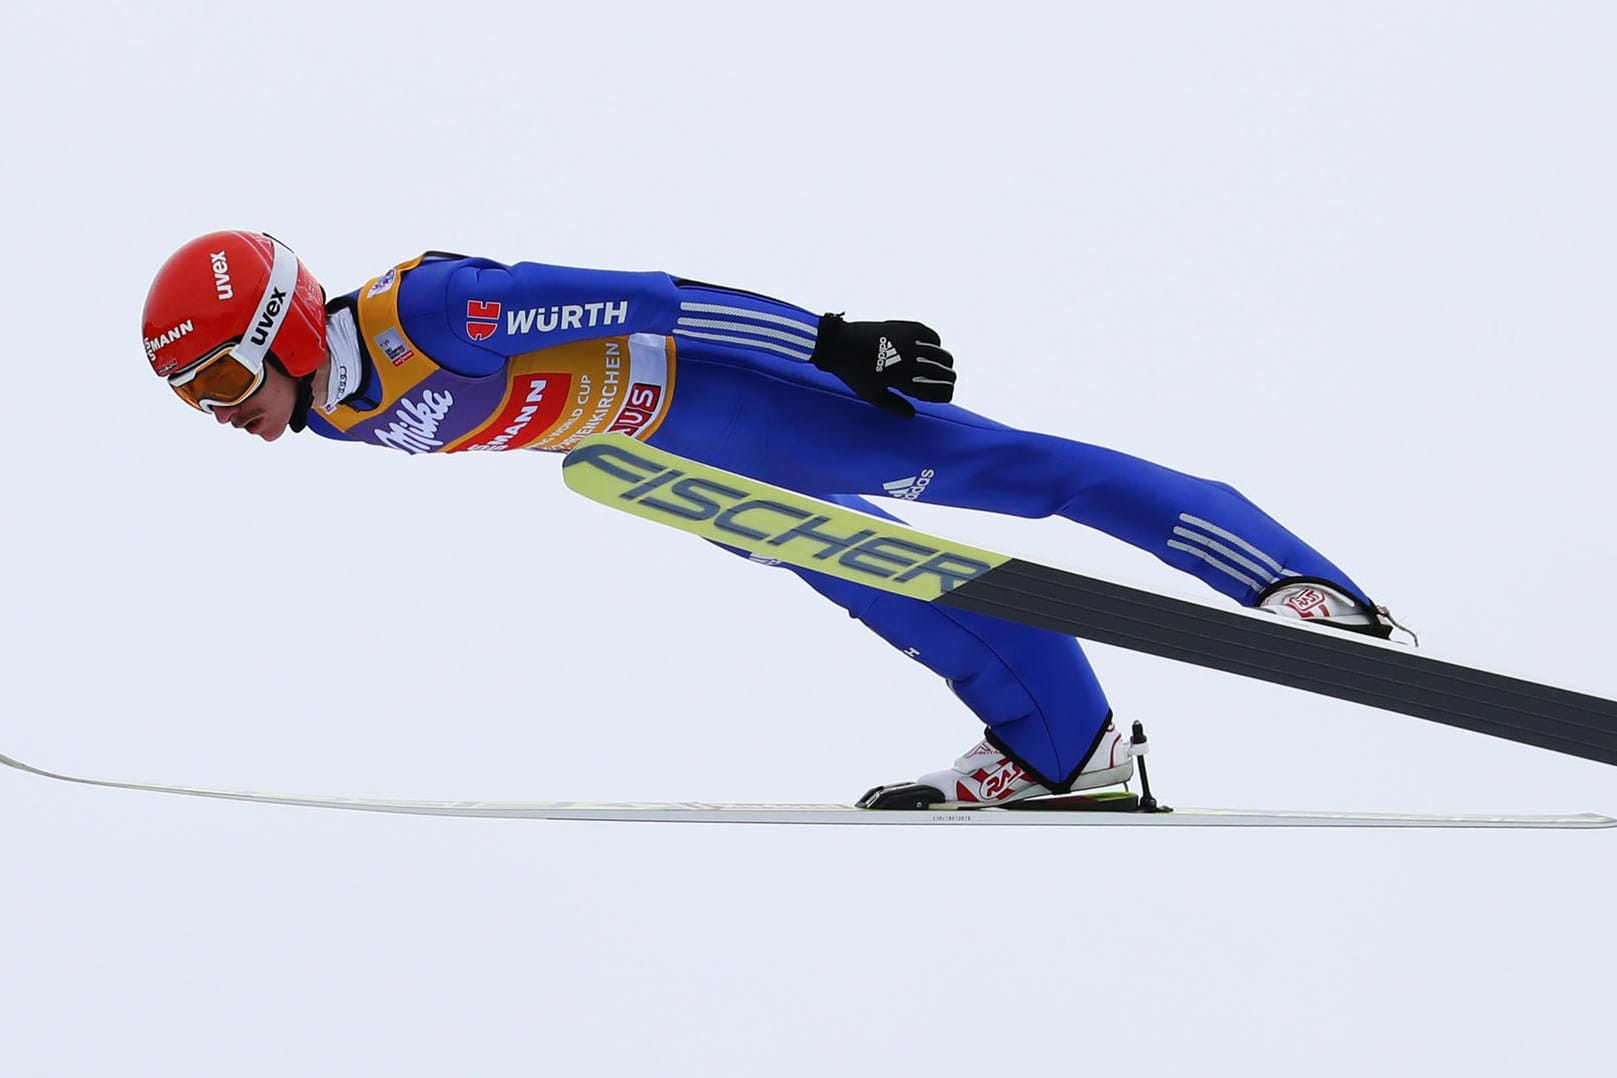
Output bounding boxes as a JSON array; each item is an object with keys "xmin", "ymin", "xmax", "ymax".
[
  {"xmin": 1256, "ymin": 578, "xmax": 1405, "ymax": 640},
  {"xmin": 913, "ymin": 720, "xmax": 1135, "ymax": 807}
]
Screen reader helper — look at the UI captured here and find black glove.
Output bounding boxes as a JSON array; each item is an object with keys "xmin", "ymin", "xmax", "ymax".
[{"xmin": 810, "ymin": 313, "xmax": 956, "ymax": 419}]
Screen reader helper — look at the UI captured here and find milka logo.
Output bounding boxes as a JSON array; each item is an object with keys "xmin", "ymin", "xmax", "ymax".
[
  {"xmin": 374, "ymin": 389, "xmax": 455, "ymax": 454},
  {"xmin": 506, "ymin": 301, "xmax": 628, "ymax": 334},
  {"xmin": 210, "ymin": 251, "xmax": 233, "ymax": 300},
  {"xmin": 249, "ymin": 288, "xmax": 287, "ymax": 347}
]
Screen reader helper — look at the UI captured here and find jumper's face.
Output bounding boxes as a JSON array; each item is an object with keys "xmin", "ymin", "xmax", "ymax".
[{"xmin": 203, "ymin": 361, "xmax": 300, "ymax": 442}]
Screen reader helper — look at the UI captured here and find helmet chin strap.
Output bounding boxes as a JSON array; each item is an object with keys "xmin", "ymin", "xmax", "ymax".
[
  {"xmin": 268, "ymin": 356, "xmax": 316, "ymax": 433},
  {"xmin": 289, "ymin": 372, "xmax": 316, "ymax": 433}
]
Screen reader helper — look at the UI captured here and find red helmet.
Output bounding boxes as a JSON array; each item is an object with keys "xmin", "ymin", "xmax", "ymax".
[{"xmin": 142, "ymin": 231, "xmax": 328, "ymax": 387}]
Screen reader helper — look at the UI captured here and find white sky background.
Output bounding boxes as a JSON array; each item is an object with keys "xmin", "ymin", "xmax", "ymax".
[{"xmin": 2, "ymin": 1, "xmax": 1614, "ymax": 1074}]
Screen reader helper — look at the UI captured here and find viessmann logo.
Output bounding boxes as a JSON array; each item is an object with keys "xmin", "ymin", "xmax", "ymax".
[
  {"xmin": 563, "ymin": 441, "xmax": 995, "ymax": 596},
  {"xmin": 461, "ymin": 373, "xmax": 572, "ymax": 452},
  {"xmin": 145, "ymin": 319, "xmax": 195, "ymax": 367}
]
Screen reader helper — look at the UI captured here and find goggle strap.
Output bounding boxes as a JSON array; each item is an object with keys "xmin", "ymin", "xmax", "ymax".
[{"xmin": 230, "ymin": 237, "xmax": 300, "ymax": 373}]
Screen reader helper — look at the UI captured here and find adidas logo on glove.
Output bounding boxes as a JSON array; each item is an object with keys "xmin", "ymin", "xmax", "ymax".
[{"xmin": 875, "ymin": 336, "xmax": 902, "ymax": 371}]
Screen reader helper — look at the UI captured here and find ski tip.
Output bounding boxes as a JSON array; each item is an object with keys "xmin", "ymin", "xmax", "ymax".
[{"xmin": 1568, "ymin": 812, "xmax": 1617, "ymax": 828}]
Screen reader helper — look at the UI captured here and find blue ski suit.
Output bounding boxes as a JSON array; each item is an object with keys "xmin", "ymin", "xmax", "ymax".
[{"xmin": 307, "ymin": 253, "xmax": 1374, "ymax": 789}]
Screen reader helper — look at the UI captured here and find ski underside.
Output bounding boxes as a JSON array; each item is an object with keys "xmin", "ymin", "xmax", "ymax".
[{"xmin": 1, "ymin": 751, "xmax": 1610, "ymax": 828}]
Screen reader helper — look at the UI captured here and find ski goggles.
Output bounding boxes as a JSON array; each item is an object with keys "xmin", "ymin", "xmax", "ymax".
[
  {"xmin": 167, "ymin": 237, "xmax": 300, "ymax": 412},
  {"xmin": 167, "ymin": 340, "xmax": 267, "ymax": 411}
]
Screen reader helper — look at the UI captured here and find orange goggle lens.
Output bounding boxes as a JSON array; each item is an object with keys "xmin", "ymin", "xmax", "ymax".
[{"xmin": 168, "ymin": 346, "xmax": 265, "ymax": 411}]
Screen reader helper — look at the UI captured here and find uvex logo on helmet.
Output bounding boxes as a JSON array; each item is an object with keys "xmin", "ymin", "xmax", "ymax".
[
  {"xmin": 251, "ymin": 288, "xmax": 288, "ymax": 347},
  {"xmin": 211, "ymin": 251, "xmax": 232, "ymax": 300},
  {"xmin": 142, "ymin": 230, "xmax": 330, "ymax": 384}
]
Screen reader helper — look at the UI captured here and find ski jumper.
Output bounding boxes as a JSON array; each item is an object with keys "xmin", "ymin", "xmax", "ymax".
[{"xmin": 307, "ymin": 254, "xmax": 1374, "ymax": 788}]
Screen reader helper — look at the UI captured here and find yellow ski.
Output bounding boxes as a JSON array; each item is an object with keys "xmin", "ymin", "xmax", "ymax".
[{"xmin": 560, "ymin": 432, "xmax": 1009, "ymax": 602}]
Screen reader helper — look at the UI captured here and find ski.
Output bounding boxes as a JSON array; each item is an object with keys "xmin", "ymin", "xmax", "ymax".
[
  {"xmin": 1, "ymin": 751, "xmax": 1609, "ymax": 828},
  {"xmin": 562, "ymin": 434, "xmax": 1617, "ymax": 767}
]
